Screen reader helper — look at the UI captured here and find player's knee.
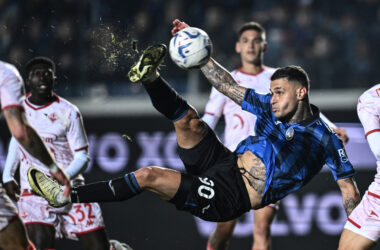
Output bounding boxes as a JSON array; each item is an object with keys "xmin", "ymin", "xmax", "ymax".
[
  {"xmin": 135, "ymin": 166, "xmax": 162, "ymax": 187},
  {"xmin": 175, "ymin": 108, "xmax": 204, "ymax": 132}
]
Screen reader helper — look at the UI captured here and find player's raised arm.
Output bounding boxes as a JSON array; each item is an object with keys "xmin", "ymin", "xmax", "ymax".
[
  {"xmin": 3, "ymin": 106, "xmax": 71, "ymax": 196},
  {"xmin": 171, "ymin": 19, "xmax": 246, "ymax": 106},
  {"xmin": 200, "ymin": 59, "xmax": 247, "ymax": 106},
  {"xmin": 337, "ymin": 177, "xmax": 360, "ymax": 216}
]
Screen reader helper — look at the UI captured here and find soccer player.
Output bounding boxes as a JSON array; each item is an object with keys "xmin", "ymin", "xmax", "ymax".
[
  {"xmin": 203, "ymin": 21, "xmax": 349, "ymax": 250},
  {"xmin": 0, "ymin": 59, "xmax": 70, "ymax": 250},
  {"xmin": 28, "ymin": 40, "xmax": 360, "ymax": 234},
  {"xmin": 338, "ymin": 84, "xmax": 380, "ymax": 250},
  {"xmin": 2, "ymin": 57, "xmax": 131, "ymax": 250}
]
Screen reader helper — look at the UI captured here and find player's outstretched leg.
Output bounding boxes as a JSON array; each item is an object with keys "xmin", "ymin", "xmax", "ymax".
[
  {"xmin": 28, "ymin": 166, "xmax": 181, "ymax": 207},
  {"xmin": 128, "ymin": 44, "xmax": 209, "ymax": 150}
]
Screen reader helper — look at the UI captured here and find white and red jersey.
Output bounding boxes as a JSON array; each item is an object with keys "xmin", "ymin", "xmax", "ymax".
[
  {"xmin": 344, "ymin": 84, "xmax": 380, "ymax": 241},
  {"xmin": 0, "ymin": 61, "xmax": 25, "ymax": 228},
  {"xmin": 204, "ymin": 66, "xmax": 276, "ymax": 150},
  {"xmin": 357, "ymin": 83, "xmax": 380, "ymax": 192},
  {"xmin": 17, "ymin": 93, "xmax": 88, "ymax": 190},
  {"xmin": 0, "ymin": 61, "xmax": 24, "ymax": 111}
]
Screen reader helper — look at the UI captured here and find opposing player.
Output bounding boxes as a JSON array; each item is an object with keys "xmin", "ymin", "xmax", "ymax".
[
  {"xmin": 202, "ymin": 21, "xmax": 349, "ymax": 250},
  {"xmin": 0, "ymin": 59, "xmax": 70, "ymax": 250},
  {"xmin": 28, "ymin": 38, "xmax": 360, "ymax": 233},
  {"xmin": 338, "ymin": 84, "xmax": 380, "ymax": 250},
  {"xmin": 2, "ymin": 57, "xmax": 131, "ymax": 250}
]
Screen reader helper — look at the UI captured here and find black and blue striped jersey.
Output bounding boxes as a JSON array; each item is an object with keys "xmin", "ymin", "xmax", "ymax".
[{"xmin": 235, "ymin": 89, "xmax": 355, "ymax": 206}]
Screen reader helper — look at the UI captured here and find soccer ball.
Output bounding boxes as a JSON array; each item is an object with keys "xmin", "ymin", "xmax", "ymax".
[{"xmin": 169, "ymin": 27, "xmax": 212, "ymax": 69}]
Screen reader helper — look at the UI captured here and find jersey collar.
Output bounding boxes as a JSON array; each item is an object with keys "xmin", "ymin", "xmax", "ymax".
[
  {"xmin": 297, "ymin": 104, "xmax": 320, "ymax": 126},
  {"xmin": 236, "ymin": 67, "xmax": 265, "ymax": 76},
  {"xmin": 25, "ymin": 92, "xmax": 60, "ymax": 110}
]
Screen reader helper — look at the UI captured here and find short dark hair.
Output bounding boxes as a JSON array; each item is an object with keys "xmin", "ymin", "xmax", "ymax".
[
  {"xmin": 238, "ymin": 21, "xmax": 266, "ymax": 40},
  {"xmin": 271, "ymin": 65, "xmax": 310, "ymax": 90},
  {"xmin": 26, "ymin": 56, "xmax": 56, "ymax": 75}
]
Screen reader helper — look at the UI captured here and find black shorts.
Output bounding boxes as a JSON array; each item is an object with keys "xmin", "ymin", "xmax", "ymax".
[{"xmin": 169, "ymin": 129, "xmax": 251, "ymax": 222}]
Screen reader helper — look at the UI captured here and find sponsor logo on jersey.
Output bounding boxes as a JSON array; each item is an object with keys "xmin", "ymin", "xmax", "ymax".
[{"xmin": 338, "ymin": 148, "xmax": 348, "ymax": 163}]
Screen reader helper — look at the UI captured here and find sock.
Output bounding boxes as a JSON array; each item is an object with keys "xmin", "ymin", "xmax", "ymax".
[
  {"xmin": 70, "ymin": 173, "xmax": 142, "ymax": 203},
  {"xmin": 144, "ymin": 77, "xmax": 189, "ymax": 121}
]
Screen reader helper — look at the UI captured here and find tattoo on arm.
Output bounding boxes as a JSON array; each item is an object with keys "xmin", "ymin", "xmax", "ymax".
[
  {"xmin": 339, "ymin": 177, "xmax": 360, "ymax": 216},
  {"xmin": 201, "ymin": 59, "xmax": 246, "ymax": 105},
  {"xmin": 343, "ymin": 197, "xmax": 358, "ymax": 216},
  {"xmin": 239, "ymin": 157, "xmax": 266, "ymax": 195},
  {"xmin": 4, "ymin": 107, "xmax": 54, "ymax": 167}
]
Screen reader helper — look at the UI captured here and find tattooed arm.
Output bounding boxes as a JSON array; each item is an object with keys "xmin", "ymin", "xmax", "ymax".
[
  {"xmin": 3, "ymin": 107, "xmax": 71, "ymax": 194},
  {"xmin": 201, "ymin": 58, "xmax": 246, "ymax": 105},
  {"xmin": 337, "ymin": 177, "xmax": 360, "ymax": 216},
  {"xmin": 4, "ymin": 107, "xmax": 54, "ymax": 166}
]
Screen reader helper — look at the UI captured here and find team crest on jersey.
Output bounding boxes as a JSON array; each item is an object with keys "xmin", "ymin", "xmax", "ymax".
[
  {"xmin": 48, "ymin": 112, "xmax": 58, "ymax": 123},
  {"xmin": 285, "ymin": 127, "xmax": 294, "ymax": 141}
]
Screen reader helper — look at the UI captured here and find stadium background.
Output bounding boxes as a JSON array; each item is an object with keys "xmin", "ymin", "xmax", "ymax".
[{"xmin": 0, "ymin": 0, "xmax": 380, "ymax": 249}]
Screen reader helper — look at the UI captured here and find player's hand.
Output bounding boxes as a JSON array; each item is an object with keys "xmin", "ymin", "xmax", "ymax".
[
  {"xmin": 334, "ymin": 128, "xmax": 349, "ymax": 145},
  {"xmin": 4, "ymin": 180, "xmax": 20, "ymax": 201},
  {"xmin": 171, "ymin": 19, "xmax": 189, "ymax": 35},
  {"xmin": 49, "ymin": 166, "xmax": 71, "ymax": 197}
]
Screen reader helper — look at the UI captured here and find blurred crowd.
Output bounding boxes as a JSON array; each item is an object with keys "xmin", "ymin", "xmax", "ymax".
[{"xmin": 0, "ymin": 0, "xmax": 379, "ymax": 97}]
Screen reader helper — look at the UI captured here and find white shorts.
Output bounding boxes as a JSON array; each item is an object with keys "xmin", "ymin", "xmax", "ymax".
[
  {"xmin": 0, "ymin": 186, "xmax": 18, "ymax": 231},
  {"xmin": 344, "ymin": 189, "xmax": 380, "ymax": 242},
  {"xmin": 19, "ymin": 190, "xmax": 105, "ymax": 240}
]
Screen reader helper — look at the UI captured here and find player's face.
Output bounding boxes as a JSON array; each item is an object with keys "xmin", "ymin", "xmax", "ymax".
[
  {"xmin": 235, "ymin": 30, "xmax": 267, "ymax": 66},
  {"xmin": 270, "ymin": 78, "xmax": 302, "ymax": 120},
  {"xmin": 28, "ymin": 65, "xmax": 55, "ymax": 96}
]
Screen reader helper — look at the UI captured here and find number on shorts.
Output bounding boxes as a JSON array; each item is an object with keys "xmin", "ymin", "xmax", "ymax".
[
  {"xmin": 85, "ymin": 203, "xmax": 96, "ymax": 219},
  {"xmin": 74, "ymin": 203, "xmax": 96, "ymax": 222},
  {"xmin": 198, "ymin": 177, "xmax": 215, "ymax": 199}
]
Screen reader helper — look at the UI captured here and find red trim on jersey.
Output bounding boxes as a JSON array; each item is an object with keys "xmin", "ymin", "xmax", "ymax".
[
  {"xmin": 21, "ymin": 190, "xmax": 35, "ymax": 196},
  {"xmin": 236, "ymin": 67, "xmax": 265, "ymax": 76},
  {"xmin": 368, "ymin": 191, "xmax": 380, "ymax": 199},
  {"xmin": 233, "ymin": 114, "xmax": 244, "ymax": 128},
  {"xmin": 365, "ymin": 129, "xmax": 380, "ymax": 138},
  {"xmin": 24, "ymin": 221, "xmax": 55, "ymax": 227},
  {"xmin": 347, "ymin": 218, "xmax": 361, "ymax": 229},
  {"xmin": 25, "ymin": 92, "xmax": 60, "ymax": 110},
  {"xmin": 2, "ymin": 104, "xmax": 24, "ymax": 111},
  {"xmin": 72, "ymin": 226, "xmax": 105, "ymax": 235},
  {"xmin": 75, "ymin": 145, "xmax": 89, "ymax": 152}
]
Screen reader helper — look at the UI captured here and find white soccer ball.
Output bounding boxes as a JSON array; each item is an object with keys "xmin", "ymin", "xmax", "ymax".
[{"xmin": 169, "ymin": 27, "xmax": 212, "ymax": 69}]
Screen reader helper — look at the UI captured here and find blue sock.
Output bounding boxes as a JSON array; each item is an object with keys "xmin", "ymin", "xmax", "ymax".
[{"xmin": 71, "ymin": 172, "xmax": 142, "ymax": 203}]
